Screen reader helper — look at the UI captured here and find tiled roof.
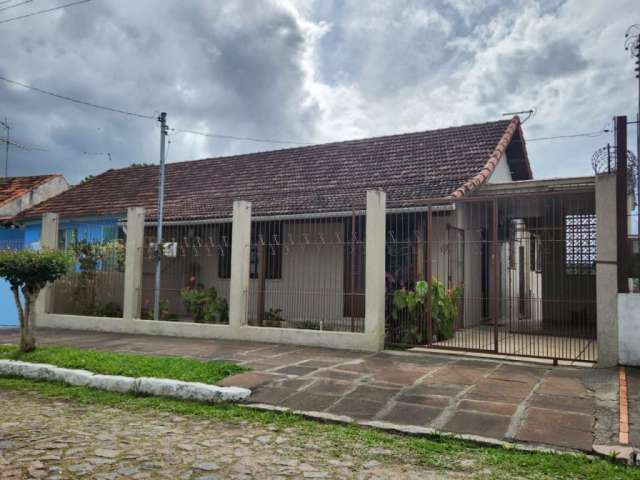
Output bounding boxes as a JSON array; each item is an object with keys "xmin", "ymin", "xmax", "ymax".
[
  {"xmin": 18, "ymin": 117, "xmax": 530, "ymax": 221},
  {"xmin": 0, "ymin": 175, "xmax": 62, "ymax": 209}
]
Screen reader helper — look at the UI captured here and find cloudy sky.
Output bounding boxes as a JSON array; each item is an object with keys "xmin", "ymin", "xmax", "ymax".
[{"xmin": 0, "ymin": 0, "xmax": 638, "ymax": 184}]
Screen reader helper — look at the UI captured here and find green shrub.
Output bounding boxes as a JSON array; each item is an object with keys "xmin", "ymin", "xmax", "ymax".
[
  {"xmin": 391, "ymin": 279, "xmax": 461, "ymax": 343},
  {"xmin": 180, "ymin": 286, "xmax": 228, "ymax": 323},
  {"xmin": 264, "ymin": 308, "xmax": 285, "ymax": 325},
  {"xmin": 141, "ymin": 298, "xmax": 178, "ymax": 321}
]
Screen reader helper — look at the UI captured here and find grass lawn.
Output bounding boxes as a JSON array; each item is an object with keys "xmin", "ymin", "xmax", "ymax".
[{"xmin": 0, "ymin": 345, "xmax": 246, "ymax": 384}]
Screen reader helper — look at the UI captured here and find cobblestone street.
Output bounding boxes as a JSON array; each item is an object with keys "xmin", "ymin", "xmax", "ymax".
[{"xmin": 0, "ymin": 390, "xmax": 473, "ymax": 480}]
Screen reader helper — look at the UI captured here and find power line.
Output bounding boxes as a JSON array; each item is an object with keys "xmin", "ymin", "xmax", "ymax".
[
  {"xmin": 0, "ymin": 0, "xmax": 33, "ymax": 14},
  {"xmin": 0, "ymin": 0, "xmax": 91, "ymax": 24},
  {"xmin": 0, "ymin": 0, "xmax": 18, "ymax": 5},
  {"xmin": 0, "ymin": 75, "xmax": 155, "ymax": 119},
  {"xmin": 0, "ymin": 136, "xmax": 40, "ymax": 151},
  {"xmin": 1, "ymin": 73, "xmax": 313, "ymax": 145},
  {"xmin": 526, "ymin": 130, "xmax": 610, "ymax": 142},
  {"xmin": 171, "ymin": 128, "xmax": 312, "ymax": 146}
]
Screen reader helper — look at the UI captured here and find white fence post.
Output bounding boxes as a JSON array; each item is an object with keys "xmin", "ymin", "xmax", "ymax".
[
  {"xmin": 365, "ymin": 190, "xmax": 386, "ymax": 351},
  {"xmin": 35, "ymin": 213, "xmax": 59, "ymax": 323},
  {"xmin": 229, "ymin": 201, "xmax": 252, "ymax": 331},
  {"xmin": 123, "ymin": 207, "xmax": 145, "ymax": 322},
  {"xmin": 596, "ymin": 173, "xmax": 619, "ymax": 367}
]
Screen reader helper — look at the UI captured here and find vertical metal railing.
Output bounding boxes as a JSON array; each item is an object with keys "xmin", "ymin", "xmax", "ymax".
[
  {"xmin": 384, "ymin": 190, "xmax": 597, "ymax": 362},
  {"xmin": 51, "ymin": 217, "xmax": 127, "ymax": 318},
  {"xmin": 142, "ymin": 220, "xmax": 231, "ymax": 323},
  {"xmin": 246, "ymin": 208, "xmax": 366, "ymax": 332}
]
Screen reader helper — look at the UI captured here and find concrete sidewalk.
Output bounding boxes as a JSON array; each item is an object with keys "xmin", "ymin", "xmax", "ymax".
[{"xmin": 0, "ymin": 328, "xmax": 624, "ymax": 453}]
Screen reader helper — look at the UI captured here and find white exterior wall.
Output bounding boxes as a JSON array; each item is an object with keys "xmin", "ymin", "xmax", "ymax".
[
  {"xmin": 618, "ymin": 293, "xmax": 640, "ymax": 366},
  {"xmin": 0, "ymin": 176, "xmax": 69, "ymax": 218},
  {"xmin": 500, "ymin": 221, "xmax": 542, "ymax": 328},
  {"xmin": 486, "ymin": 154, "xmax": 512, "ymax": 183},
  {"xmin": 456, "ymin": 203, "xmax": 485, "ymax": 327},
  {"xmin": 248, "ymin": 221, "xmax": 344, "ymax": 326}
]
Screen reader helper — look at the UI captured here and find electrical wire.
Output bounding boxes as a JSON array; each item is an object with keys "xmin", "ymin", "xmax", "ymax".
[
  {"xmin": 0, "ymin": 0, "xmax": 91, "ymax": 24},
  {"xmin": 0, "ymin": 76, "xmax": 155, "ymax": 119},
  {"xmin": 0, "ymin": 136, "xmax": 43, "ymax": 151},
  {"xmin": 0, "ymin": 0, "xmax": 33, "ymax": 13},
  {"xmin": 171, "ymin": 128, "xmax": 312, "ymax": 146},
  {"xmin": 526, "ymin": 130, "xmax": 609, "ymax": 142}
]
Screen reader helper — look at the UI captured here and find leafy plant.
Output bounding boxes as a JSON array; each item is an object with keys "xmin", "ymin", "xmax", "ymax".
[
  {"xmin": 264, "ymin": 308, "xmax": 285, "ymax": 325},
  {"xmin": 68, "ymin": 239, "xmax": 125, "ymax": 316},
  {"xmin": 0, "ymin": 249, "xmax": 72, "ymax": 352},
  {"xmin": 292, "ymin": 319, "xmax": 321, "ymax": 330},
  {"xmin": 180, "ymin": 286, "xmax": 228, "ymax": 324},
  {"xmin": 390, "ymin": 279, "xmax": 461, "ymax": 343},
  {"xmin": 93, "ymin": 302, "xmax": 124, "ymax": 318},
  {"xmin": 141, "ymin": 298, "xmax": 178, "ymax": 321}
]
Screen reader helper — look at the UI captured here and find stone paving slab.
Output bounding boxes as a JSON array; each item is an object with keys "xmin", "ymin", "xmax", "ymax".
[{"xmin": 0, "ymin": 328, "xmax": 625, "ymax": 453}]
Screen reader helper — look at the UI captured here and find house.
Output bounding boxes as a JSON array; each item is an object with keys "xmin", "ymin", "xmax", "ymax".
[
  {"xmin": 0, "ymin": 174, "xmax": 69, "ymax": 326},
  {"xmin": 13, "ymin": 117, "xmax": 599, "ymax": 361}
]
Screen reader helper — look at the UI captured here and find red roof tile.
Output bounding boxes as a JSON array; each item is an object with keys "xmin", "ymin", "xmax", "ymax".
[
  {"xmin": 0, "ymin": 175, "xmax": 62, "ymax": 209},
  {"xmin": 18, "ymin": 118, "xmax": 530, "ymax": 221}
]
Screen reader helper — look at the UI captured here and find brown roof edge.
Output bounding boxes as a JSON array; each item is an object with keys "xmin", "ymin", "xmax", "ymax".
[{"xmin": 448, "ymin": 116, "xmax": 521, "ymax": 199}]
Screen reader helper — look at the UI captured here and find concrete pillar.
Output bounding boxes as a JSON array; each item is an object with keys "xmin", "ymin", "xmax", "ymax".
[
  {"xmin": 596, "ymin": 174, "xmax": 619, "ymax": 367},
  {"xmin": 123, "ymin": 207, "xmax": 145, "ymax": 321},
  {"xmin": 35, "ymin": 213, "xmax": 60, "ymax": 321},
  {"xmin": 228, "ymin": 201, "xmax": 252, "ymax": 331},
  {"xmin": 365, "ymin": 190, "xmax": 386, "ymax": 351}
]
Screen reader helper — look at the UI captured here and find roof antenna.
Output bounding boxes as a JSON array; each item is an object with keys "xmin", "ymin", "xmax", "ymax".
[{"xmin": 502, "ymin": 109, "xmax": 536, "ymax": 124}]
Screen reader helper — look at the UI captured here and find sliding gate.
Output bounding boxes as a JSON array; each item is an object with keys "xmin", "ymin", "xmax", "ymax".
[{"xmin": 384, "ymin": 189, "xmax": 597, "ymax": 363}]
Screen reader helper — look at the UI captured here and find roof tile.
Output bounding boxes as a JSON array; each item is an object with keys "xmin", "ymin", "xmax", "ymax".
[{"xmin": 18, "ymin": 118, "xmax": 527, "ymax": 221}]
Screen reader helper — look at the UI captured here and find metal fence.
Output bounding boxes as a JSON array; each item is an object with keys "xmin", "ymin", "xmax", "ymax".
[
  {"xmin": 384, "ymin": 190, "xmax": 598, "ymax": 363},
  {"xmin": 50, "ymin": 219, "xmax": 126, "ymax": 318},
  {"xmin": 246, "ymin": 210, "xmax": 366, "ymax": 332},
  {"xmin": 141, "ymin": 221, "xmax": 231, "ymax": 324}
]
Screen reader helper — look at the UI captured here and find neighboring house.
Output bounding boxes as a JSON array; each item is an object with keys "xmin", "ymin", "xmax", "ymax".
[
  {"xmin": 14, "ymin": 116, "xmax": 597, "ymax": 358},
  {"xmin": 0, "ymin": 175, "xmax": 69, "ymax": 326}
]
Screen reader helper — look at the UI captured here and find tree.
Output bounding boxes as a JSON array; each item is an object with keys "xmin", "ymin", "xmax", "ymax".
[{"xmin": 0, "ymin": 249, "xmax": 71, "ymax": 352}]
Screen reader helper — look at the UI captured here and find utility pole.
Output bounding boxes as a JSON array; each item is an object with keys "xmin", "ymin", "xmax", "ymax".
[
  {"xmin": 625, "ymin": 25, "xmax": 640, "ymax": 240},
  {"xmin": 0, "ymin": 117, "xmax": 8, "ymax": 179},
  {"xmin": 154, "ymin": 112, "xmax": 168, "ymax": 320}
]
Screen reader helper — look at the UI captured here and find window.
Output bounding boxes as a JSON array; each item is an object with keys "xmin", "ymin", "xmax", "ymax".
[
  {"xmin": 251, "ymin": 222, "xmax": 282, "ymax": 280},
  {"xmin": 217, "ymin": 223, "xmax": 232, "ymax": 279},
  {"xmin": 102, "ymin": 225, "xmax": 123, "ymax": 242},
  {"xmin": 58, "ymin": 228, "xmax": 77, "ymax": 250},
  {"xmin": 217, "ymin": 222, "xmax": 283, "ymax": 279},
  {"xmin": 565, "ymin": 214, "xmax": 596, "ymax": 274},
  {"xmin": 529, "ymin": 235, "xmax": 543, "ymax": 273}
]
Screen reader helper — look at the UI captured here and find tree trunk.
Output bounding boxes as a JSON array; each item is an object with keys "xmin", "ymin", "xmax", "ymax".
[{"xmin": 12, "ymin": 286, "xmax": 37, "ymax": 353}]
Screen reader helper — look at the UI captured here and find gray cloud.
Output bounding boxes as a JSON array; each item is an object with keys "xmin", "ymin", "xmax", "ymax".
[{"xmin": 0, "ymin": 0, "xmax": 637, "ymax": 186}]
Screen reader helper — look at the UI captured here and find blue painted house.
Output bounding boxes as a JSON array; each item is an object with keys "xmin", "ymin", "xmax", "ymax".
[{"xmin": 0, "ymin": 175, "xmax": 69, "ymax": 326}]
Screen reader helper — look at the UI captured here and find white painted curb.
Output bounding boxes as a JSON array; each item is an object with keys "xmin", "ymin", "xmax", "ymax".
[{"xmin": 0, "ymin": 359, "xmax": 251, "ymax": 403}]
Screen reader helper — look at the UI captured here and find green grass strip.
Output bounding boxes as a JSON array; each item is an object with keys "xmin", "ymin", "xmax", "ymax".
[
  {"xmin": 0, "ymin": 376, "xmax": 639, "ymax": 480},
  {"xmin": 0, "ymin": 345, "xmax": 246, "ymax": 384}
]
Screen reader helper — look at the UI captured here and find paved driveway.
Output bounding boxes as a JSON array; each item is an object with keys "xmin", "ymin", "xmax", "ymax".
[{"xmin": 0, "ymin": 328, "xmax": 622, "ymax": 453}]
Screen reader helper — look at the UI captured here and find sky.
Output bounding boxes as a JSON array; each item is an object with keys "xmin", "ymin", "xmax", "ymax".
[{"xmin": 0, "ymin": 0, "xmax": 638, "ymax": 185}]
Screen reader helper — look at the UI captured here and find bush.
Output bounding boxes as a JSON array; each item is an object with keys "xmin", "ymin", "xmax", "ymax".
[
  {"xmin": 180, "ymin": 286, "xmax": 228, "ymax": 323},
  {"xmin": 391, "ymin": 279, "xmax": 461, "ymax": 343},
  {"xmin": 141, "ymin": 298, "xmax": 178, "ymax": 321}
]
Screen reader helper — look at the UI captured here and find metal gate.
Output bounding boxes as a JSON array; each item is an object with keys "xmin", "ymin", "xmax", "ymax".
[{"xmin": 384, "ymin": 189, "xmax": 597, "ymax": 363}]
